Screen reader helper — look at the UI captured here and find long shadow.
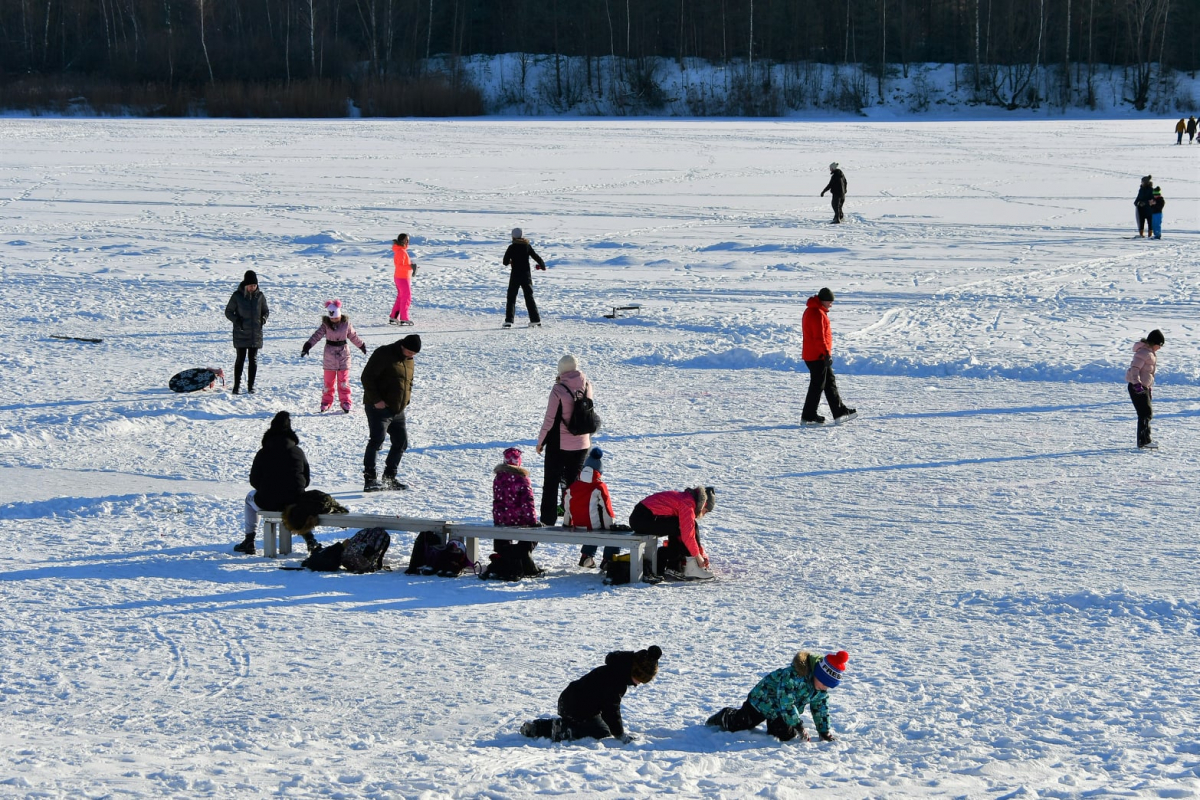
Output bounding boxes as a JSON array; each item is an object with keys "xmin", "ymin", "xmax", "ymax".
[{"xmin": 777, "ymin": 447, "xmax": 1127, "ymax": 479}]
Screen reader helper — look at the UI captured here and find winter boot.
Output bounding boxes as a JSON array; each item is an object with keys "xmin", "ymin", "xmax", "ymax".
[
  {"xmin": 363, "ymin": 473, "xmax": 384, "ymax": 492},
  {"xmin": 683, "ymin": 556, "xmax": 716, "ymax": 581},
  {"xmin": 521, "ymin": 552, "xmax": 544, "ymax": 578},
  {"xmin": 578, "ymin": 554, "xmax": 597, "ymax": 569},
  {"xmin": 800, "ymin": 415, "xmax": 825, "ymax": 425},
  {"xmin": 382, "ymin": 475, "xmax": 408, "ymax": 491},
  {"xmin": 300, "ymin": 532, "xmax": 322, "ymax": 554},
  {"xmin": 233, "ymin": 535, "xmax": 256, "ymax": 555},
  {"xmin": 232, "ymin": 381, "xmax": 241, "ymax": 396},
  {"xmin": 706, "ymin": 708, "xmax": 733, "ymax": 729}
]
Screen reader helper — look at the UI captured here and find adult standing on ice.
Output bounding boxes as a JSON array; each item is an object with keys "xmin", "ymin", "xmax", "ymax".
[
  {"xmin": 1134, "ymin": 176, "xmax": 1154, "ymax": 237},
  {"xmin": 302, "ymin": 299, "xmax": 367, "ymax": 413},
  {"xmin": 535, "ymin": 354, "xmax": 593, "ymax": 525},
  {"xmin": 236, "ymin": 411, "xmax": 310, "ymax": 555},
  {"xmin": 1175, "ymin": 118, "xmax": 1187, "ymax": 145},
  {"xmin": 1125, "ymin": 329, "xmax": 1164, "ymax": 450},
  {"xmin": 502, "ymin": 227, "xmax": 545, "ymax": 328},
  {"xmin": 800, "ymin": 288, "xmax": 856, "ymax": 425},
  {"xmin": 389, "ymin": 233, "xmax": 417, "ymax": 326},
  {"xmin": 820, "ymin": 163, "xmax": 848, "ymax": 224},
  {"xmin": 1187, "ymin": 116, "xmax": 1197, "ymax": 144},
  {"xmin": 224, "ymin": 270, "xmax": 269, "ymax": 395},
  {"xmin": 360, "ymin": 333, "xmax": 421, "ymax": 491}
]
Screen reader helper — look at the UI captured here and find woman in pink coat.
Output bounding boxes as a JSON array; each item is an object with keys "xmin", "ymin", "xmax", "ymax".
[
  {"xmin": 389, "ymin": 233, "xmax": 417, "ymax": 326},
  {"xmin": 535, "ymin": 354, "xmax": 594, "ymax": 525},
  {"xmin": 1125, "ymin": 329, "xmax": 1165, "ymax": 449},
  {"xmin": 302, "ymin": 299, "xmax": 367, "ymax": 413}
]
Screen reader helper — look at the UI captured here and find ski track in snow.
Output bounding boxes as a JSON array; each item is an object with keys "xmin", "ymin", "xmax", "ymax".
[{"xmin": 0, "ymin": 118, "xmax": 1198, "ymax": 798}]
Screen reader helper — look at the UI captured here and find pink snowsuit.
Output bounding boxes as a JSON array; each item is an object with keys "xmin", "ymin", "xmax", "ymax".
[
  {"xmin": 305, "ymin": 315, "xmax": 366, "ymax": 411},
  {"xmin": 493, "ymin": 448, "xmax": 539, "ymax": 527},
  {"xmin": 391, "ymin": 244, "xmax": 414, "ymax": 322}
]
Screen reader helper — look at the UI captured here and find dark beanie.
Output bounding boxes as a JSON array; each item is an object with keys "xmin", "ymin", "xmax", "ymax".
[
  {"xmin": 630, "ymin": 645, "xmax": 662, "ymax": 683},
  {"xmin": 1146, "ymin": 329, "xmax": 1165, "ymax": 346},
  {"xmin": 243, "ymin": 270, "xmax": 259, "ymax": 285},
  {"xmin": 400, "ymin": 334, "xmax": 422, "ymax": 353},
  {"xmin": 818, "ymin": 287, "xmax": 835, "ymax": 302},
  {"xmin": 269, "ymin": 410, "xmax": 292, "ymax": 431}
]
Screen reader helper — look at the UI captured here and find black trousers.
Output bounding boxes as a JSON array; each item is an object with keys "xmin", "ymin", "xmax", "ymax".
[
  {"xmin": 233, "ymin": 347, "xmax": 258, "ymax": 388},
  {"xmin": 525, "ymin": 712, "xmax": 613, "ymax": 741},
  {"xmin": 540, "ymin": 446, "xmax": 587, "ymax": 525},
  {"xmin": 364, "ymin": 405, "xmax": 408, "ymax": 478},
  {"xmin": 1129, "ymin": 383, "xmax": 1153, "ymax": 447},
  {"xmin": 831, "ymin": 195, "xmax": 845, "ymax": 221},
  {"xmin": 710, "ymin": 700, "xmax": 799, "ymax": 741},
  {"xmin": 802, "ymin": 357, "xmax": 849, "ymax": 420},
  {"xmin": 1136, "ymin": 206, "xmax": 1150, "ymax": 234},
  {"xmin": 505, "ymin": 278, "xmax": 541, "ymax": 324}
]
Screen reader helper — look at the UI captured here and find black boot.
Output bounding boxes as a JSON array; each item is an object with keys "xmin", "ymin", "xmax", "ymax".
[
  {"xmin": 300, "ymin": 532, "xmax": 322, "ymax": 554},
  {"xmin": 363, "ymin": 473, "xmax": 383, "ymax": 492},
  {"xmin": 521, "ymin": 552, "xmax": 544, "ymax": 578},
  {"xmin": 233, "ymin": 535, "xmax": 255, "ymax": 554},
  {"xmin": 232, "ymin": 382, "xmax": 241, "ymax": 395},
  {"xmin": 706, "ymin": 708, "xmax": 732, "ymax": 729}
]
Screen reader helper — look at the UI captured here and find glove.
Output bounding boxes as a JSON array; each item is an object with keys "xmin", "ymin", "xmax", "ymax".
[
  {"xmin": 411, "ymin": 263, "xmax": 418, "ymax": 275},
  {"xmin": 820, "ymin": 191, "xmax": 826, "ymax": 197},
  {"xmin": 360, "ymin": 344, "xmax": 368, "ymax": 355},
  {"xmin": 300, "ymin": 345, "xmax": 311, "ymax": 357},
  {"xmin": 819, "ymin": 731, "xmax": 837, "ymax": 742},
  {"xmin": 536, "ymin": 265, "xmax": 547, "ymax": 271},
  {"xmin": 1131, "ymin": 382, "xmax": 1145, "ymax": 394}
]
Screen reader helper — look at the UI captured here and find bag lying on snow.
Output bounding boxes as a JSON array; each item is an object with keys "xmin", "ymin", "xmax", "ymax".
[
  {"xmin": 405, "ymin": 531, "xmax": 474, "ymax": 577},
  {"xmin": 298, "ymin": 528, "xmax": 389, "ymax": 573}
]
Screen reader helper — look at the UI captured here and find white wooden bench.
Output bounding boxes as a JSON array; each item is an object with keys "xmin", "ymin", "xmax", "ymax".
[
  {"xmin": 256, "ymin": 512, "xmax": 451, "ymax": 558},
  {"xmin": 446, "ymin": 524, "xmax": 659, "ymax": 583}
]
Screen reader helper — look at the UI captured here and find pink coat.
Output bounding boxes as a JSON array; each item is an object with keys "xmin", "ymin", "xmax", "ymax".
[
  {"xmin": 305, "ymin": 316, "xmax": 365, "ymax": 371},
  {"xmin": 640, "ymin": 490, "xmax": 705, "ymax": 559},
  {"xmin": 536, "ymin": 370, "xmax": 593, "ymax": 452},
  {"xmin": 493, "ymin": 464, "xmax": 539, "ymax": 527},
  {"xmin": 1125, "ymin": 341, "xmax": 1157, "ymax": 388}
]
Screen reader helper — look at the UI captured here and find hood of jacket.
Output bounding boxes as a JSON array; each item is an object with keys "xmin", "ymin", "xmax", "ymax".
[
  {"xmin": 261, "ymin": 426, "xmax": 299, "ymax": 448},
  {"xmin": 806, "ymin": 295, "xmax": 827, "ymax": 312},
  {"xmin": 556, "ymin": 370, "xmax": 587, "ymax": 394},
  {"xmin": 604, "ymin": 650, "xmax": 637, "ymax": 686},
  {"xmin": 494, "ymin": 462, "xmax": 530, "ymax": 478}
]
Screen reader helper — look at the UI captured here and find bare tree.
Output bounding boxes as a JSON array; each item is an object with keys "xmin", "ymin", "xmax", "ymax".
[{"xmin": 196, "ymin": 0, "xmax": 214, "ymax": 83}]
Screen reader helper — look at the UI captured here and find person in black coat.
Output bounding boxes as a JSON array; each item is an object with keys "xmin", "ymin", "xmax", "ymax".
[
  {"xmin": 1134, "ymin": 176, "xmax": 1154, "ymax": 237},
  {"xmin": 821, "ymin": 162, "xmax": 848, "ymax": 223},
  {"xmin": 520, "ymin": 646, "xmax": 662, "ymax": 742},
  {"xmin": 224, "ymin": 269, "xmax": 270, "ymax": 394},
  {"xmin": 235, "ymin": 411, "xmax": 310, "ymax": 555},
  {"xmin": 502, "ymin": 227, "xmax": 545, "ymax": 328}
]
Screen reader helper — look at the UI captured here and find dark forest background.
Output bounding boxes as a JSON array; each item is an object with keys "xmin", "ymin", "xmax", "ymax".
[{"xmin": 1, "ymin": 0, "xmax": 1194, "ymax": 115}]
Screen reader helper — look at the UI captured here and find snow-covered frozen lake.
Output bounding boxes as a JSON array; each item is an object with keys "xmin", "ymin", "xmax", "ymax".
[{"xmin": 1, "ymin": 118, "xmax": 1198, "ymax": 797}]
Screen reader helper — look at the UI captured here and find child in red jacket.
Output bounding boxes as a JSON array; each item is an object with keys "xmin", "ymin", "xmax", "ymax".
[{"xmin": 563, "ymin": 447, "xmax": 620, "ymax": 569}]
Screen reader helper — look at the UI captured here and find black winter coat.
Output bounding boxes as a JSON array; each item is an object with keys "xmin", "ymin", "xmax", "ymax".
[
  {"xmin": 225, "ymin": 284, "xmax": 269, "ymax": 349},
  {"xmin": 249, "ymin": 429, "xmax": 311, "ymax": 510},
  {"xmin": 557, "ymin": 650, "xmax": 636, "ymax": 737},
  {"xmin": 503, "ymin": 239, "xmax": 545, "ymax": 283},
  {"xmin": 1135, "ymin": 184, "xmax": 1154, "ymax": 209},
  {"xmin": 822, "ymin": 169, "xmax": 848, "ymax": 198}
]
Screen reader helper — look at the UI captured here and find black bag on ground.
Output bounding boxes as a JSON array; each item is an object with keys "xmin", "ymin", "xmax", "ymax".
[
  {"xmin": 405, "ymin": 530, "xmax": 442, "ymax": 574},
  {"xmin": 565, "ymin": 385, "xmax": 602, "ymax": 436},
  {"xmin": 301, "ymin": 541, "xmax": 345, "ymax": 571},
  {"xmin": 406, "ymin": 531, "xmax": 474, "ymax": 578},
  {"xmin": 341, "ymin": 527, "xmax": 391, "ymax": 573},
  {"xmin": 480, "ymin": 541, "xmax": 527, "ymax": 581},
  {"xmin": 602, "ymin": 553, "xmax": 659, "ymax": 585}
]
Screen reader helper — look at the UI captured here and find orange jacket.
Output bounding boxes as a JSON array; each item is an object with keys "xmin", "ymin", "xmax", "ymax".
[
  {"xmin": 801, "ymin": 296, "xmax": 832, "ymax": 362},
  {"xmin": 392, "ymin": 243, "xmax": 413, "ymax": 280}
]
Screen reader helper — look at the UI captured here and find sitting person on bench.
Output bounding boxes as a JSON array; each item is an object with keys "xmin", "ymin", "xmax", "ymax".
[
  {"xmin": 629, "ymin": 486, "xmax": 716, "ymax": 580},
  {"xmin": 564, "ymin": 447, "xmax": 620, "ymax": 569},
  {"xmin": 236, "ymin": 411, "xmax": 310, "ymax": 555},
  {"xmin": 491, "ymin": 447, "xmax": 542, "ymax": 574}
]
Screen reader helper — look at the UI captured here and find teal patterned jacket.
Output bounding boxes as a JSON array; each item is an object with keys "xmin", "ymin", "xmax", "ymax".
[{"xmin": 747, "ymin": 652, "xmax": 830, "ymax": 734}]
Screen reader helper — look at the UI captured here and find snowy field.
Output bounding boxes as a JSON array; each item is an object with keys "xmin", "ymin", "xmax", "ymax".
[{"xmin": 1, "ymin": 118, "xmax": 1198, "ymax": 798}]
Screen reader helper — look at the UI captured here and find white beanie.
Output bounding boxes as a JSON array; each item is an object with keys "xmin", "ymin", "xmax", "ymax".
[
  {"xmin": 511, "ymin": 227, "xmax": 523, "ymax": 239},
  {"xmin": 324, "ymin": 299, "xmax": 342, "ymax": 318},
  {"xmin": 829, "ymin": 162, "xmax": 839, "ymax": 171},
  {"xmin": 557, "ymin": 354, "xmax": 579, "ymax": 374}
]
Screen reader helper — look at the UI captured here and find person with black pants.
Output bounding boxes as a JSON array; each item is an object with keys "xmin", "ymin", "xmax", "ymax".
[
  {"xmin": 801, "ymin": 288, "xmax": 856, "ymax": 424},
  {"xmin": 502, "ymin": 227, "xmax": 545, "ymax": 327},
  {"xmin": 820, "ymin": 162, "xmax": 848, "ymax": 223},
  {"xmin": 1125, "ymin": 329, "xmax": 1164, "ymax": 449},
  {"xmin": 1134, "ymin": 176, "xmax": 1154, "ymax": 237},
  {"xmin": 535, "ymin": 354, "xmax": 593, "ymax": 525},
  {"xmin": 224, "ymin": 270, "xmax": 269, "ymax": 394},
  {"xmin": 360, "ymin": 334, "xmax": 421, "ymax": 491}
]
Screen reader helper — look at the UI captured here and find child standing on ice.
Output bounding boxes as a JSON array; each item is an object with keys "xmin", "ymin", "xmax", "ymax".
[
  {"xmin": 520, "ymin": 645, "xmax": 662, "ymax": 742},
  {"xmin": 1149, "ymin": 187, "xmax": 1165, "ymax": 240},
  {"xmin": 707, "ymin": 650, "xmax": 848, "ymax": 742},
  {"xmin": 1126, "ymin": 329, "xmax": 1165, "ymax": 449},
  {"xmin": 302, "ymin": 299, "xmax": 367, "ymax": 413},
  {"xmin": 389, "ymin": 233, "xmax": 417, "ymax": 326}
]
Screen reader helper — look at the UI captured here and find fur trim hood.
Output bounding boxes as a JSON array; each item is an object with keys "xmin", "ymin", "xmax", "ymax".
[
  {"xmin": 494, "ymin": 462, "xmax": 530, "ymax": 478},
  {"xmin": 792, "ymin": 651, "xmax": 817, "ymax": 678}
]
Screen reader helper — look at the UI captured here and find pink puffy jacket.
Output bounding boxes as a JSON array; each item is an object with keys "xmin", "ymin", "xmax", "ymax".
[
  {"xmin": 536, "ymin": 370, "xmax": 593, "ymax": 452},
  {"xmin": 305, "ymin": 316, "xmax": 366, "ymax": 371},
  {"xmin": 1125, "ymin": 341, "xmax": 1157, "ymax": 388}
]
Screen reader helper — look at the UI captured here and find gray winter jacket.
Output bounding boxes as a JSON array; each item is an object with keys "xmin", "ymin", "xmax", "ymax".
[{"xmin": 225, "ymin": 285, "xmax": 269, "ymax": 349}]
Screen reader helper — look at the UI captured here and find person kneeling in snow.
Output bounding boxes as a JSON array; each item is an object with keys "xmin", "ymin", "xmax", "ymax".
[
  {"xmin": 707, "ymin": 650, "xmax": 848, "ymax": 741},
  {"xmin": 520, "ymin": 646, "xmax": 662, "ymax": 743}
]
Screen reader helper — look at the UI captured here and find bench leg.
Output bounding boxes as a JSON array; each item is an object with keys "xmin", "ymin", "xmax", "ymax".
[
  {"xmin": 465, "ymin": 536, "xmax": 480, "ymax": 566},
  {"xmin": 280, "ymin": 524, "xmax": 293, "ymax": 556},
  {"xmin": 645, "ymin": 539, "xmax": 657, "ymax": 577},
  {"xmin": 264, "ymin": 520, "xmax": 278, "ymax": 558},
  {"xmin": 630, "ymin": 541, "xmax": 644, "ymax": 584}
]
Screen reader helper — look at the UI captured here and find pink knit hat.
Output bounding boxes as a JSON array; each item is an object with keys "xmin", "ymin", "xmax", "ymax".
[
  {"xmin": 503, "ymin": 447, "xmax": 523, "ymax": 466},
  {"xmin": 324, "ymin": 299, "xmax": 343, "ymax": 319}
]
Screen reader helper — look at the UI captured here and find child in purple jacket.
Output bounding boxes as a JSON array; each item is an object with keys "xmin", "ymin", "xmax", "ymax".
[
  {"xmin": 302, "ymin": 299, "xmax": 367, "ymax": 413},
  {"xmin": 492, "ymin": 447, "xmax": 541, "ymax": 568}
]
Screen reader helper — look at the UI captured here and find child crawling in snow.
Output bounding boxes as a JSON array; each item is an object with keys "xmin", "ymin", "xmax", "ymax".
[
  {"xmin": 520, "ymin": 645, "xmax": 662, "ymax": 742},
  {"xmin": 707, "ymin": 650, "xmax": 848, "ymax": 741}
]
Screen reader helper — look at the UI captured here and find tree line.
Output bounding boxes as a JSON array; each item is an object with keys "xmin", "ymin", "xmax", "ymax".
[{"xmin": 1, "ymin": 0, "xmax": 1193, "ymax": 113}]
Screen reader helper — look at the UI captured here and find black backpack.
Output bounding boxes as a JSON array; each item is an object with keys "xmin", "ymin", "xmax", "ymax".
[
  {"xmin": 301, "ymin": 541, "xmax": 346, "ymax": 571},
  {"xmin": 565, "ymin": 384, "xmax": 602, "ymax": 436},
  {"xmin": 341, "ymin": 527, "xmax": 391, "ymax": 574},
  {"xmin": 480, "ymin": 542, "xmax": 528, "ymax": 581}
]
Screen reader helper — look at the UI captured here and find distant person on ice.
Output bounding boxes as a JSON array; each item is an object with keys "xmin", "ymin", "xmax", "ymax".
[
  {"xmin": 1134, "ymin": 176, "xmax": 1154, "ymax": 237},
  {"xmin": 629, "ymin": 486, "xmax": 715, "ymax": 580},
  {"xmin": 502, "ymin": 227, "xmax": 545, "ymax": 328},
  {"xmin": 236, "ymin": 411, "xmax": 310, "ymax": 555},
  {"xmin": 389, "ymin": 233, "xmax": 417, "ymax": 326},
  {"xmin": 224, "ymin": 270, "xmax": 269, "ymax": 395},
  {"xmin": 520, "ymin": 645, "xmax": 662, "ymax": 742},
  {"xmin": 535, "ymin": 354, "xmax": 594, "ymax": 526},
  {"xmin": 1149, "ymin": 187, "xmax": 1165, "ymax": 240},
  {"xmin": 1126, "ymin": 329, "xmax": 1164, "ymax": 450},
  {"xmin": 820, "ymin": 162, "xmax": 848, "ymax": 223},
  {"xmin": 707, "ymin": 650, "xmax": 848, "ymax": 742},
  {"xmin": 1175, "ymin": 118, "xmax": 1187, "ymax": 145},
  {"xmin": 801, "ymin": 288, "xmax": 856, "ymax": 425},
  {"xmin": 302, "ymin": 299, "xmax": 367, "ymax": 413},
  {"xmin": 1187, "ymin": 115, "xmax": 1197, "ymax": 144},
  {"xmin": 360, "ymin": 333, "xmax": 421, "ymax": 492}
]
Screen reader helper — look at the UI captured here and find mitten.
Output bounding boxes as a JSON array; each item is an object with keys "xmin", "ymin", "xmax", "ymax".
[
  {"xmin": 536, "ymin": 265, "xmax": 547, "ymax": 271},
  {"xmin": 300, "ymin": 344, "xmax": 311, "ymax": 357},
  {"xmin": 360, "ymin": 344, "xmax": 368, "ymax": 354},
  {"xmin": 819, "ymin": 731, "xmax": 837, "ymax": 742},
  {"xmin": 411, "ymin": 263, "xmax": 418, "ymax": 275},
  {"xmin": 1132, "ymin": 382, "xmax": 1145, "ymax": 394}
]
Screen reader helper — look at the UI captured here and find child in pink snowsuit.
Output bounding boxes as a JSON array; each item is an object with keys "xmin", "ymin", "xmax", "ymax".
[
  {"xmin": 302, "ymin": 299, "xmax": 367, "ymax": 413},
  {"xmin": 492, "ymin": 446, "xmax": 540, "ymax": 557},
  {"xmin": 389, "ymin": 233, "xmax": 417, "ymax": 326}
]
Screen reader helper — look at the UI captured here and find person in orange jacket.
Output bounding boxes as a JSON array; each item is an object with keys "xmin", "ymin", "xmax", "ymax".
[
  {"xmin": 389, "ymin": 233, "xmax": 417, "ymax": 326},
  {"xmin": 800, "ymin": 287, "xmax": 856, "ymax": 425}
]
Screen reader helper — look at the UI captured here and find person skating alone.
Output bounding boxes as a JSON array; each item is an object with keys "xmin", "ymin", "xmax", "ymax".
[
  {"xmin": 1126, "ymin": 329, "xmax": 1165, "ymax": 450},
  {"xmin": 535, "ymin": 354, "xmax": 594, "ymax": 526},
  {"xmin": 707, "ymin": 650, "xmax": 848, "ymax": 742},
  {"xmin": 629, "ymin": 486, "xmax": 716, "ymax": 580},
  {"xmin": 801, "ymin": 288, "xmax": 856, "ymax": 425},
  {"xmin": 360, "ymin": 333, "xmax": 421, "ymax": 491},
  {"xmin": 237, "ymin": 411, "xmax": 311, "ymax": 555},
  {"xmin": 224, "ymin": 270, "xmax": 269, "ymax": 395},
  {"xmin": 1175, "ymin": 118, "xmax": 1187, "ymax": 145},
  {"xmin": 520, "ymin": 645, "xmax": 662, "ymax": 743},
  {"xmin": 1134, "ymin": 176, "xmax": 1154, "ymax": 237},
  {"xmin": 820, "ymin": 162, "xmax": 848, "ymax": 223},
  {"xmin": 1149, "ymin": 187, "xmax": 1165, "ymax": 240},
  {"xmin": 502, "ymin": 227, "xmax": 545, "ymax": 327},
  {"xmin": 564, "ymin": 447, "xmax": 620, "ymax": 569},
  {"xmin": 389, "ymin": 233, "xmax": 417, "ymax": 326},
  {"xmin": 302, "ymin": 299, "xmax": 367, "ymax": 413}
]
